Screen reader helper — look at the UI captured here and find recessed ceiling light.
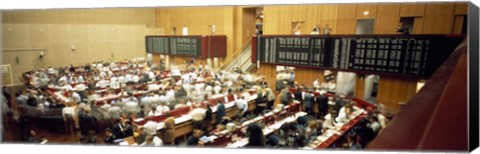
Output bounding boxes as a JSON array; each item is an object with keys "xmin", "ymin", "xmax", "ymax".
[{"xmin": 363, "ymin": 11, "xmax": 369, "ymax": 16}]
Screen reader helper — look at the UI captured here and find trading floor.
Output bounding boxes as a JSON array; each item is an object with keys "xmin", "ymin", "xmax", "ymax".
[{"xmin": 0, "ymin": 1, "xmax": 470, "ymax": 152}]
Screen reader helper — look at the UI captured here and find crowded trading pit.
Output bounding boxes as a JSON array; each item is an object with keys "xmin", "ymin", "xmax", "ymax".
[{"xmin": 5, "ymin": 58, "xmax": 389, "ymax": 149}]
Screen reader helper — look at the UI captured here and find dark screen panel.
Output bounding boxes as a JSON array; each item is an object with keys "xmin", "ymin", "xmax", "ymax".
[{"xmin": 254, "ymin": 35, "xmax": 465, "ymax": 78}]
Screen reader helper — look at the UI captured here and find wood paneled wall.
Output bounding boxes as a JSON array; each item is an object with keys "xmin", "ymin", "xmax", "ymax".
[
  {"xmin": 256, "ymin": 64, "xmax": 277, "ymax": 91},
  {"xmin": 155, "ymin": 6, "xmax": 241, "ymax": 65},
  {"xmin": 2, "ymin": 23, "xmax": 148, "ymax": 85},
  {"xmin": 1, "ymin": 8, "xmax": 156, "ymax": 85},
  {"xmin": 1, "ymin": 8, "xmax": 156, "ymax": 27},
  {"xmin": 258, "ymin": 2, "xmax": 466, "ymax": 113},
  {"xmin": 294, "ymin": 67, "xmax": 324, "ymax": 87},
  {"xmin": 262, "ymin": 2, "xmax": 466, "ymax": 35},
  {"xmin": 376, "ymin": 76, "xmax": 417, "ymax": 113},
  {"xmin": 242, "ymin": 8, "xmax": 257, "ymax": 45}
]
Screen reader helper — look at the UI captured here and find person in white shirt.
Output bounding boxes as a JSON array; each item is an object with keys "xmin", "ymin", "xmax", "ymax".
[
  {"xmin": 174, "ymin": 99, "xmax": 188, "ymax": 109},
  {"xmin": 327, "ymin": 96, "xmax": 336, "ymax": 106},
  {"xmin": 76, "ymin": 75, "xmax": 85, "ymax": 83},
  {"xmin": 62, "ymin": 103, "xmax": 76, "ymax": 134},
  {"xmin": 110, "ymin": 78, "xmax": 120, "ymax": 89},
  {"xmin": 67, "ymin": 75, "xmax": 76, "ymax": 84},
  {"xmin": 147, "ymin": 83, "xmax": 159, "ymax": 91},
  {"xmin": 170, "ymin": 69, "xmax": 181, "ymax": 77},
  {"xmin": 71, "ymin": 90, "xmax": 82, "ymax": 103},
  {"xmin": 140, "ymin": 94, "xmax": 153, "ymax": 108},
  {"xmin": 74, "ymin": 83, "xmax": 87, "ymax": 92},
  {"xmin": 96, "ymin": 63, "xmax": 103, "ymax": 71},
  {"xmin": 165, "ymin": 88, "xmax": 176, "ymax": 103},
  {"xmin": 123, "ymin": 101, "xmax": 140, "ymax": 115},
  {"xmin": 374, "ymin": 110, "xmax": 387, "ymax": 129},
  {"xmin": 148, "ymin": 71, "xmax": 155, "ymax": 81},
  {"xmin": 205, "ymin": 85, "xmax": 213, "ymax": 95},
  {"xmin": 125, "ymin": 73, "xmax": 133, "ymax": 83},
  {"xmin": 241, "ymin": 91, "xmax": 251, "ymax": 101},
  {"xmin": 328, "ymin": 81, "xmax": 336, "ymax": 91},
  {"xmin": 313, "ymin": 78, "xmax": 320, "ymax": 89},
  {"xmin": 58, "ymin": 75, "xmax": 68, "ymax": 84},
  {"xmin": 224, "ymin": 79, "xmax": 233, "ymax": 88},
  {"xmin": 158, "ymin": 94, "xmax": 169, "ymax": 106},
  {"xmin": 147, "ymin": 107, "xmax": 160, "ymax": 116},
  {"xmin": 107, "ymin": 70, "xmax": 114, "ymax": 78},
  {"xmin": 213, "ymin": 83, "xmax": 222, "ymax": 95},
  {"xmin": 57, "ymin": 82, "xmax": 73, "ymax": 92},
  {"xmin": 118, "ymin": 75, "xmax": 126, "ymax": 84},
  {"xmin": 190, "ymin": 105, "xmax": 206, "ymax": 121},
  {"xmin": 194, "ymin": 83, "xmax": 205, "ymax": 94},
  {"xmin": 156, "ymin": 102, "xmax": 170, "ymax": 114},
  {"xmin": 323, "ymin": 111, "xmax": 339, "ymax": 130},
  {"xmin": 107, "ymin": 106, "xmax": 122, "ymax": 120},
  {"xmin": 47, "ymin": 67, "xmax": 56, "ymax": 75},
  {"xmin": 190, "ymin": 104, "xmax": 206, "ymax": 130},
  {"xmin": 132, "ymin": 74, "xmax": 140, "ymax": 83},
  {"xmin": 99, "ymin": 71, "xmax": 107, "ymax": 79},
  {"xmin": 186, "ymin": 98, "xmax": 196, "ymax": 107},
  {"xmin": 96, "ymin": 79, "xmax": 109, "ymax": 89},
  {"xmin": 235, "ymin": 96, "xmax": 248, "ymax": 116},
  {"xmin": 368, "ymin": 116, "xmax": 382, "ymax": 134},
  {"xmin": 102, "ymin": 66, "xmax": 110, "ymax": 72},
  {"xmin": 140, "ymin": 135, "xmax": 163, "ymax": 146},
  {"xmin": 336, "ymin": 105, "xmax": 354, "ymax": 124}
]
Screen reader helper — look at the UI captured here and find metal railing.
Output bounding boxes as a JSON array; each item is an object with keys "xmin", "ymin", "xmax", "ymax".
[{"xmin": 219, "ymin": 39, "xmax": 252, "ymax": 70}]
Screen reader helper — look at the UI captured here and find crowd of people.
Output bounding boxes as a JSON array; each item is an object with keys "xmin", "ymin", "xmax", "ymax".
[{"xmin": 3, "ymin": 58, "xmax": 389, "ymax": 150}]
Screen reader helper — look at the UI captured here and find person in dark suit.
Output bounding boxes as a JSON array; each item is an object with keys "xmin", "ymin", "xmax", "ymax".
[
  {"xmin": 135, "ymin": 127, "xmax": 148, "ymax": 145},
  {"xmin": 316, "ymin": 94, "xmax": 329, "ymax": 118},
  {"xmin": 245, "ymin": 123, "xmax": 265, "ymax": 147},
  {"xmin": 27, "ymin": 130, "xmax": 44, "ymax": 143},
  {"xmin": 104, "ymin": 128, "xmax": 117, "ymax": 144},
  {"xmin": 112, "ymin": 118, "xmax": 127, "ymax": 139},
  {"xmin": 2, "ymin": 86, "xmax": 11, "ymax": 108},
  {"xmin": 215, "ymin": 102, "xmax": 226, "ymax": 125},
  {"xmin": 84, "ymin": 63, "xmax": 91, "ymax": 72},
  {"xmin": 203, "ymin": 103, "xmax": 213, "ymax": 132},
  {"xmin": 79, "ymin": 109, "xmax": 97, "ymax": 135},
  {"xmin": 186, "ymin": 129, "xmax": 205, "ymax": 146},
  {"xmin": 69, "ymin": 64, "xmax": 76, "ymax": 73},
  {"xmin": 123, "ymin": 120, "xmax": 134, "ymax": 137},
  {"xmin": 163, "ymin": 117, "xmax": 176, "ymax": 145},
  {"xmin": 80, "ymin": 130, "xmax": 98, "ymax": 144},
  {"xmin": 293, "ymin": 87, "xmax": 303, "ymax": 104},
  {"xmin": 303, "ymin": 90, "xmax": 315, "ymax": 115}
]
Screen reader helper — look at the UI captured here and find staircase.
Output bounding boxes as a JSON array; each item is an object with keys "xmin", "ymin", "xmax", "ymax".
[{"xmin": 220, "ymin": 40, "xmax": 254, "ymax": 72}]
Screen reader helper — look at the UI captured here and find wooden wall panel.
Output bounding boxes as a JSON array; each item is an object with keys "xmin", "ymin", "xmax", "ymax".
[
  {"xmin": 356, "ymin": 3, "xmax": 378, "ymax": 19},
  {"xmin": 421, "ymin": 3, "xmax": 455, "ymax": 34},
  {"xmin": 3, "ymin": 8, "xmax": 156, "ymax": 27},
  {"xmin": 354, "ymin": 76, "xmax": 365, "ymax": 99},
  {"xmin": 425, "ymin": 3, "xmax": 455, "ymax": 15},
  {"xmin": 337, "ymin": 4, "xmax": 357, "ymax": 19},
  {"xmin": 336, "ymin": 19, "xmax": 356, "ymax": 34},
  {"xmin": 422, "ymin": 15, "xmax": 454, "ymax": 34},
  {"xmin": 454, "ymin": 2, "xmax": 468, "ymax": 15},
  {"xmin": 375, "ymin": 4, "xmax": 400, "ymax": 34},
  {"xmin": 452, "ymin": 16, "xmax": 465, "ymax": 34},
  {"xmin": 294, "ymin": 68, "xmax": 324, "ymax": 86},
  {"xmin": 257, "ymin": 64, "xmax": 277, "ymax": 91},
  {"xmin": 242, "ymin": 8, "xmax": 257, "ymax": 45},
  {"xmin": 412, "ymin": 17, "xmax": 424, "ymax": 34},
  {"xmin": 2, "ymin": 23, "xmax": 149, "ymax": 85},
  {"xmin": 155, "ymin": 6, "xmax": 237, "ymax": 60},
  {"xmin": 400, "ymin": 3, "xmax": 426, "ymax": 17},
  {"xmin": 376, "ymin": 76, "xmax": 417, "ymax": 113}
]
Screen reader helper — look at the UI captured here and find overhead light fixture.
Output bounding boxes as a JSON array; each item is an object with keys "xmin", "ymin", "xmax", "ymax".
[{"xmin": 363, "ymin": 11, "xmax": 369, "ymax": 16}]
